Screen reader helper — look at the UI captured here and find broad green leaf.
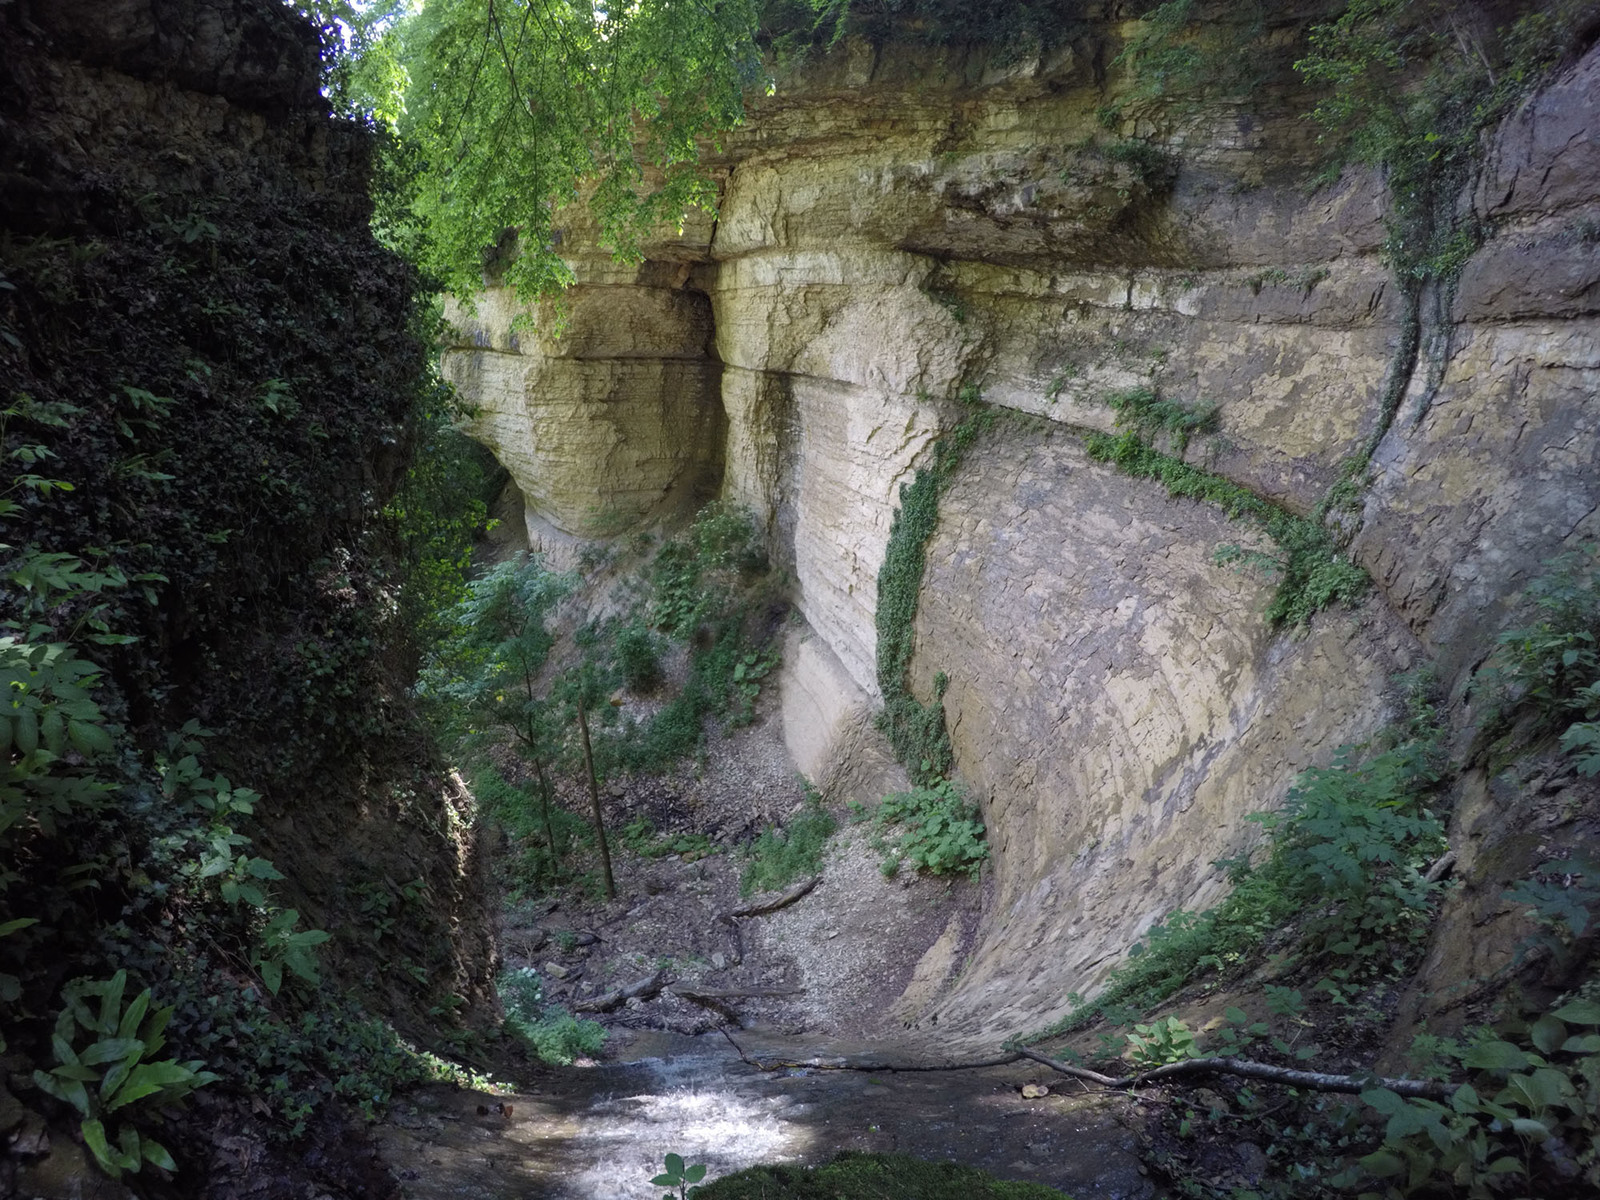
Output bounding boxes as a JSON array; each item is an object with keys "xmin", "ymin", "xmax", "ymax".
[
  {"xmin": 1509, "ymin": 1117, "xmax": 1551, "ymax": 1139},
  {"xmin": 1359, "ymin": 1087, "xmax": 1408, "ymax": 1115},
  {"xmin": 1529, "ymin": 1014, "xmax": 1567, "ymax": 1055},
  {"xmin": 142, "ymin": 1137, "xmax": 176, "ymax": 1171},
  {"xmin": 665, "ymin": 1153, "xmax": 685, "ymax": 1175},
  {"xmin": 79, "ymin": 1037, "xmax": 142, "ymax": 1067},
  {"xmin": 1358, "ymin": 1149, "xmax": 1405, "ymax": 1178},
  {"xmin": 685, "ymin": 1164, "xmax": 707, "ymax": 1183},
  {"xmin": 0, "ymin": 917, "xmax": 38, "ymax": 937},
  {"xmin": 107, "ymin": 1060, "xmax": 199, "ymax": 1111},
  {"xmin": 1461, "ymin": 1040, "xmax": 1531, "ymax": 1070},
  {"xmin": 118, "ymin": 990, "xmax": 150, "ymax": 1040},
  {"xmin": 95, "ymin": 970, "xmax": 127, "ymax": 1035},
  {"xmin": 1552, "ymin": 999, "xmax": 1600, "ymax": 1026},
  {"xmin": 81, "ymin": 1119, "xmax": 119, "ymax": 1178},
  {"xmin": 50, "ymin": 1062, "xmax": 101, "ymax": 1082}
]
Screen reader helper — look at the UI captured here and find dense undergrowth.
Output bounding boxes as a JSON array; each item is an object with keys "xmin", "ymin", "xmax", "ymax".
[{"xmin": 0, "ymin": 5, "xmax": 503, "ymax": 1185}]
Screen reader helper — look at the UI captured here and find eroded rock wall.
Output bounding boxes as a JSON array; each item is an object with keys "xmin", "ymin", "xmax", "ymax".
[{"xmin": 445, "ymin": 30, "xmax": 1600, "ymax": 1042}]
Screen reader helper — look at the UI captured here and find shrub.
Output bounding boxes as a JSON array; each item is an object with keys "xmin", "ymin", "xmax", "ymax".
[
  {"xmin": 497, "ymin": 968, "xmax": 605, "ymax": 1065},
  {"xmin": 613, "ymin": 618, "xmax": 665, "ymax": 692},
  {"xmin": 740, "ymin": 795, "xmax": 838, "ymax": 896},
  {"xmin": 871, "ymin": 777, "xmax": 988, "ymax": 879}
]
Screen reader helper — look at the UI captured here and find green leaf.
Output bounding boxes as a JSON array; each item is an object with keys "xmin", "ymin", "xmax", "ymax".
[
  {"xmin": 78, "ymin": 1037, "xmax": 142, "ymax": 1066},
  {"xmin": 1509, "ymin": 1117, "xmax": 1551, "ymax": 1139},
  {"xmin": 1358, "ymin": 1149, "xmax": 1405, "ymax": 1178},
  {"xmin": 260, "ymin": 960, "xmax": 283, "ymax": 995},
  {"xmin": 685, "ymin": 1164, "xmax": 707, "ymax": 1183},
  {"xmin": 0, "ymin": 917, "xmax": 38, "ymax": 937},
  {"xmin": 117, "ymin": 990, "xmax": 150, "ymax": 1040},
  {"xmin": 1560, "ymin": 1033, "xmax": 1600, "ymax": 1052},
  {"xmin": 1461, "ymin": 1040, "xmax": 1532, "ymax": 1070},
  {"xmin": 50, "ymin": 1062, "xmax": 101, "ymax": 1082},
  {"xmin": 651, "ymin": 1175, "xmax": 676, "ymax": 1187},
  {"xmin": 1529, "ymin": 1014, "xmax": 1567, "ymax": 1055},
  {"xmin": 81, "ymin": 1119, "xmax": 120, "ymax": 1178},
  {"xmin": 142, "ymin": 1137, "xmax": 176, "ymax": 1171},
  {"xmin": 95, "ymin": 970, "xmax": 127, "ymax": 1034},
  {"xmin": 665, "ymin": 1153, "xmax": 685, "ymax": 1176},
  {"xmin": 1359, "ymin": 1087, "xmax": 1408, "ymax": 1116},
  {"xmin": 1551, "ymin": 999, "xmax": 1600, "ymax": 1026}
]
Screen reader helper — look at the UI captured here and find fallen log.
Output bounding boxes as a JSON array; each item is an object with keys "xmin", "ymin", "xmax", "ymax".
[
  {"xmin": 727, "ymin": 876, "xmax": 820, "ymax": 918},
  {"xmin": 1014, "ymin": 1047, "xmax": 1456, "ymax": 1100},
  {"xmin": 572, "ymin": 970, "xmax": 666, "ymax": 1014},
  {"xmin": 722, "ymin": 1030, "xmax": 1023, "ymax": 1074}
]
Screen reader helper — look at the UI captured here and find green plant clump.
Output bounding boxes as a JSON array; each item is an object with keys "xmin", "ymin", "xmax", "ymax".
[
  {"xmin": 1085, "ymin": 429, "xmax": 1367, "ymax": 626},
  {"xmin": 875, "ymin": 391, "xmax": 992, "ymax": 780},
  {"xmin": 871, "ymin": 777, "xmax": 988, "ymax": 879},
  {"xmin": 740, "ymin": 794, "xmax": 839, "ymax": 896},
  {"xmin": 1482, "ymin": 547, "xmax": 1600, "ymax": 771},
  {"xmin": 605, "ymin": 504, "xmax": 779, "ymax": 772},
  {"xmin": 497, "ymin": 968, "xmax": 605, "ymax": 1066},
  {"xmin": 30, "ymin": 971, "xmax": 216, "ymax": 1178},
  {"xmin": 1340, "ymin": 995, "xmax": 1600, "ymax": 1198},
  {"xmin": 1098, "ymin": 385, "xmax": 1218, "ymax": 456},
  {"xmin": 696, "ymin": 1151, "xmax": 1075, "ymax": 1199},
  {"xmin": 1033, "ymin": 691, "xmax": 1446, "ymax": 1037}
]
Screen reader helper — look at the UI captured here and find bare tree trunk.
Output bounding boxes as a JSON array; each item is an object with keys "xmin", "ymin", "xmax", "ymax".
[
  {"xmin": 533, "ymin": 756, "xmax": 558, "ymax": 861},
  {"xmin": 575, "ymin": 697, "xmax": 615, "ymax": 899}
]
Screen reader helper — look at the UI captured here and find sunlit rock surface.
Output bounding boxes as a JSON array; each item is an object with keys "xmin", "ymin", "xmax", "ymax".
[{"xmin": 444, "ymin": 36, "xmax": 1600, "ymax": 1045}]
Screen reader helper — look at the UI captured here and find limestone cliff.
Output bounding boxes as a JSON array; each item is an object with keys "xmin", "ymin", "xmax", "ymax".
[{"xmin": 444, "ymin": 28, "xmax": 1600, "ymax": 1042}]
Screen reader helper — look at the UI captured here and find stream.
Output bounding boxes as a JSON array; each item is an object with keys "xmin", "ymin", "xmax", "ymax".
[{"xmin": 375, "ymin": 1031, "xmax": 1156, "ymax": 1199}]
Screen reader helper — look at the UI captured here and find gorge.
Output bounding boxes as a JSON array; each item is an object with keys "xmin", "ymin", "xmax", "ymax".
[{"xmin": 1, "ymin": 1, "xmax": 1597, "ymax": 1197}]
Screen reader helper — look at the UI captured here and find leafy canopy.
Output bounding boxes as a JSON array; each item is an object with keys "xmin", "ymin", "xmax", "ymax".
[{"xmin": 393, "ymin": 0, "xmax": 765, "ymax": 299}]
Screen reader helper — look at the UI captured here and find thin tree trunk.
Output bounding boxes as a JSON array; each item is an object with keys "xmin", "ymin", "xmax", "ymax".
[
  {"xmin": 575, "ymin": 697, "xmax": 615, "ymax": 899},
  {"xmin": 533, "ymin": 756, "xmax": 558, "ymax": 860}
]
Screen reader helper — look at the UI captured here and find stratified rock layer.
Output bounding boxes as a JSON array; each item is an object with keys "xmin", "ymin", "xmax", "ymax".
[{"xmin": 444, "ymin": 34, "xmax": 1600, "ymax": 1042}]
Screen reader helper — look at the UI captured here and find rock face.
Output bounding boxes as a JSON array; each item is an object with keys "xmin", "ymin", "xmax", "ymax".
[{"xmin": 445, "ymin": 31, "xmax": 1600, "ymax": 1041}]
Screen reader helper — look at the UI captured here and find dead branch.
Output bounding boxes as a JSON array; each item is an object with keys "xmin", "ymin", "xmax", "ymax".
[
  {"xmin": 721, "ymin": 1030, "xmax": 1022, "ymax": 1074},
  {"xmin": 572, "ymin": 970, "xmax": 665, "ymax": 1013},
  {"xmin": 1015, "ymin": 1047, "xmax": 1455, "ymax": 1100},
  {"xmin": 727, "ymin": 875, "xmax": 821, "ymax": 918}
]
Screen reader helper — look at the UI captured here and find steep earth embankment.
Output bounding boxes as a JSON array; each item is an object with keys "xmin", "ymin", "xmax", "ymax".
[
  {"xmin": 444, "ymin": 26, "xmax": 1600, "ymax": 1046},
  {"xmin": 0, "ymin": 0, "xmax": 494, "ymax": 1111}
]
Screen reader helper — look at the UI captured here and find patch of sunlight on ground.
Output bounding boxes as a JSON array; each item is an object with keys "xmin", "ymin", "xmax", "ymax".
[{"xmin": 565, "ymin": 1057, "xmax": 812, "ymax": 1198}]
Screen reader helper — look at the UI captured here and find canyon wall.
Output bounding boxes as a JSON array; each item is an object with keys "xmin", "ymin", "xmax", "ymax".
[{"xmin": 444, "ymin": 28, "xmax": 1600, "ymax": 1042}]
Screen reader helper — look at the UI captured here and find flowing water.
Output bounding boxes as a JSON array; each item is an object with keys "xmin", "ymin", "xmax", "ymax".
[{"xmin": 376, "ymin": 1031, "xmax": 1155, "ymax": 1199}]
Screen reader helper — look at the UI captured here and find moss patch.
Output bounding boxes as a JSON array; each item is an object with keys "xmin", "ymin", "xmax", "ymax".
[{"xmin": 698, "ymin": 1152, "xmax": 1075, "ymax": 1199}]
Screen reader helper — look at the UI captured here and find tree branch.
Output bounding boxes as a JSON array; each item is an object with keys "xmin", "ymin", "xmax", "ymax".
[{"xmin": 1014, "ymin": 1046, "xmax": 1456, "ymax": 1100}]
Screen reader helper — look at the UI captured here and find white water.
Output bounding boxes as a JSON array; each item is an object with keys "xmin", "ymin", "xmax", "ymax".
[{"xmin": 564, "ymin": 1052, "xmax": 811, "ymax": 1198}]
